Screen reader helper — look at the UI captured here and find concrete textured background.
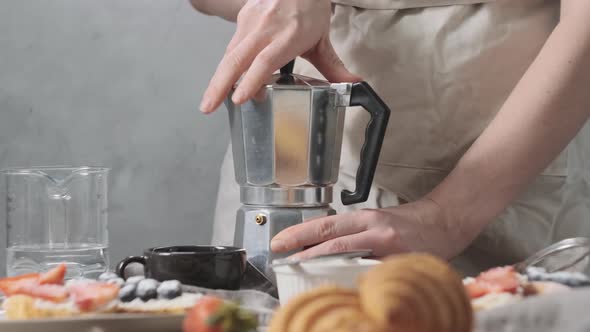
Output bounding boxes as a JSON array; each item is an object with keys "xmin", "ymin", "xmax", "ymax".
[{"xmin": 0, "ymin": 1, "xmax": 234, "ymax": 276}]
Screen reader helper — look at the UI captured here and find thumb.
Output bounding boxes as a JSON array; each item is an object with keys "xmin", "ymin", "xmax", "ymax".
[{"xmin": 305, "ymin": 37, "xmax": 361, "ymax": 83}]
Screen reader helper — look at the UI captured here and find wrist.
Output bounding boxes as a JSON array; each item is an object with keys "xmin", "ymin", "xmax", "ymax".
[
  {"xmin": 407, "ymin": 197, "xmax": 474, "ymax": 258},
  {"xmin": 423, "ymin": 181, "xmax": 488, "ymax": 252}
]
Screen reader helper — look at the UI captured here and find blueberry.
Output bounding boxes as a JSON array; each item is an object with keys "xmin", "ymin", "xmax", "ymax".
[
  {"xmin": 157, "ymin": 280, "xmax": 182, "ymax": 299},
  {"xmin": 125, "ymin": 276, "xmax": 145, "ymax": 285},
  {"xmin": 98, "ymin": 272, "xmax": 119, "ymax": 282},
  {"xmin": 107, "ymin": 277, "xmax": 125, "ymax": 288},
  {"xmin": 141, "ymin": 278, "xmax": 160, "ymax": 288},
  {"xmin": 136, "ymin": 279, "xmax": 159, "ymax": 301},
  {"xmin": 119, "ymin": 284, "xmax": 137, "ymax": 302}
]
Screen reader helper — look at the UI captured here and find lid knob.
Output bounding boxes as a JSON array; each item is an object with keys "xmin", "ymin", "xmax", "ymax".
[
  {"xmin": 280, "ymin": 59, "xmax": 295, "ymax": 76},
  {"xmin": 277, "ymin": 59, "xmax": 296, "ymax": 84}
]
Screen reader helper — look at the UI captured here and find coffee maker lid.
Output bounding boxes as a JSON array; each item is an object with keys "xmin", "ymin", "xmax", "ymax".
[
  {"xmin": 262, "ymin": 59, "xmax": 332, "ymax": 90},
  {"xmin": 263, "ymin": 73, "xmax": 331, "ymax": 90}
]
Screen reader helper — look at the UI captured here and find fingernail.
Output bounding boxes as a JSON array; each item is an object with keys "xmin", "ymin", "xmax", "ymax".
[
  {"xmin": 200, "ymin": 96, "xmax": 212, "ymax": 113},
  {"xmin": 232, "ymin": 90, "xmax": 244, "ymax": 104},
  {"xmin": 270, "ymin": 239, "xmax": 286, "ymax": 252}
]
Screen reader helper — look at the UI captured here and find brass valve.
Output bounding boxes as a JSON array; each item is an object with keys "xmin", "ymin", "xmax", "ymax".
[{"xmin": 255, "ymin": 214, "xmax": 267, "ymax": 225}]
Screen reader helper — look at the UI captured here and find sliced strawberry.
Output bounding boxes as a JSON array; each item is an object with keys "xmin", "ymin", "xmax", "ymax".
[
  {"xmin": 465, "ymin": 266, "xmax": 520, "ymax": 298},
  {"xmin": 0, "ymin": 264, "xmax": 68, "ymax": 301},
  {"xmin": 0, "ymin": 263, "xmax": 67, "ymax": 296},
  {"xmin": 28, "ymin": 284, "xmax": 69, "ymax": 302},
  {"xmin": 39, "ymin": 264, "xmax": 67, "ymax": 285},
  {"xmin": 477, "ymin": 266, "xmax": 516, "ymax": 281},
  {"xmin": 68, "ymin": 282, "xmax": 119, "ymax": 312},
  {"xmin": 183, "ymin": 296, "xmax": 258, "ymax": 332},
  {"xmin": 183, "ymin": 296, "xmax": 225, "ymax": 332},
  {"xmin": 0, "ymin": 273, "xmax": 40, "ymax": 296},
  {"xmin": 465, "ymin": 281, "xmax": 489, "ymax": 299},
  {"xmin": 477, "ymin": 266, "xmax": 519, "ymax": 294},
  {"xmin": 0, "ymin": 274, "xmax": 68, "ymax": 302}
]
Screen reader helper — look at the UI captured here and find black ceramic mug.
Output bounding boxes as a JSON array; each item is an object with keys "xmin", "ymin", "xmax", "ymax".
[{"xmin": 116, "ymin": 246, "xmax": 247, "ymax": 290}]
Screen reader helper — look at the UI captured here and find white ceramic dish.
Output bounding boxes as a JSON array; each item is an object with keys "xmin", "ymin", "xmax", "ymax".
[
  {"xmin": 272, "ymin": 258, "xmax": 381, "ymax": 305},
  {"xmin": 0, "ymin": 313, "xmax": 184, "ymax": 332},
  {"xmin": 0, "ymin": 309, "xmax": 271, "ymax": 332}
]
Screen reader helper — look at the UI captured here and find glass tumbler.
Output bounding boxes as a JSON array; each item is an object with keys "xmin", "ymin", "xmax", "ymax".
[{"xmin": 3, "ymin": 166, "xmax": 109, "ymax": 278}]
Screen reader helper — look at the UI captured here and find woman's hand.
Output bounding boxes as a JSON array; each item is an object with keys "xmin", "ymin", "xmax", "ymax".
[
  {"xmin": 199, "ymin": 0, "xmax": 360, "ymax": 114},
  {"xmin": 189, "ymin": 0, "xmax": 246, "ymax": 22},
  {"xmin": 270, "ymin": 199, "xmax": 475, "ymax": 260}
]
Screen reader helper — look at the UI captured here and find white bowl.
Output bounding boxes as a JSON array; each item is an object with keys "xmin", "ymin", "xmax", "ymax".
[{"xmin": 272, "ymin": 258, "xmax": 381, "ymax": 305}]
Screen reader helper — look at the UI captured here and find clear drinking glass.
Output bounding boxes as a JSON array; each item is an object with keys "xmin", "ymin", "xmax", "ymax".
[{"xmin": 3, "ymin": 166, "xmax": 109, "ymax": 279}]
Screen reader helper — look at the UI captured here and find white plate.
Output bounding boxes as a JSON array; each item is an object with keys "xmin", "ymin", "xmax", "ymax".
[
  {"xmin": 0, "ymin": 309, "xmax": 272, "ymax": 332},
  {"xmin": 0, "ymin": 286, "xmax": 277, "ymax": 332},
  {"xmin": 0, "ymin": 313, "xmax": 184, "ymax": 332}
]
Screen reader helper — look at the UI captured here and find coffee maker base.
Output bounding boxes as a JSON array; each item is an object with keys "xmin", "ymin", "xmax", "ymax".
[{"xmin": 233, "ymin": 205, "xmax": 336, "ymax": 283}]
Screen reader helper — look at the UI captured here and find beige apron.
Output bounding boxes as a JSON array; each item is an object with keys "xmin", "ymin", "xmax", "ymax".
[{"xmin": 212, "ymin": 0, "xmax": 590, "ymax": 276}]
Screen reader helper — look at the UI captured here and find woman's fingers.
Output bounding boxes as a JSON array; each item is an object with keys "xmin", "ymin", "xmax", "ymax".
[
  {"xmin": 270, "ymin": 212, "xmax": 369, "ymax": 253},
  {"xmin": 225, "ymin": 28, "xmax": 247, "ymax": 55},
  {"xmin": 200, "ymin": 33, "xmax": 269, "ymax": 113},
  {"xmin": 232, "ymin": 35, "xmax": 360, "ymax": 104},
  {"xmin": 200, "ymin": 0, "xmax": 335, "ymax": 112},
  {"xmin": 287, "ymin": 229, "xmax": 394, "ymax": 260},
  {"xmin": 231, "ymin": 35, "xmax": 296, "ymax": 104}
]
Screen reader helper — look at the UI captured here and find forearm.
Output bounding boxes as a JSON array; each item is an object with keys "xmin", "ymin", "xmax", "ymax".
[
  {"xmin": 427, "ymin": 3, "xmax": 590, "ymax": 238},
  {"xmin": 189, "ymin": 0, "xmax": 246, "ymax": 22}
]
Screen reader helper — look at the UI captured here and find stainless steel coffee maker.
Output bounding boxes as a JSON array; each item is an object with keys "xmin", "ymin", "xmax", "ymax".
[{"xmin": 225, "ymin": 60, "xmax": 390, "ymax": 281}]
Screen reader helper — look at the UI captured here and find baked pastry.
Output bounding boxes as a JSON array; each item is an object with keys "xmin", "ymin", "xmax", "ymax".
[
  {"xmin": 3, "ymin": 293, "xmax": 118, "ymax": 319},
  {"xmin": 268, "ymin": 286, "xmax": 378, "ymax": 332},
  {"xmin": 359, "ymin": 253, "xmax": 472, "ymax": 332},
  {"xmin": 1, "ymin": 270, "xmax": 120, "ymax": 320},
  {"xmin": 269, "ymin": 253, "xmax": 473, "ymax": 332},
  {"xmin": 0, "ymin": 265, "xmax": 204, "ymax": 319}
]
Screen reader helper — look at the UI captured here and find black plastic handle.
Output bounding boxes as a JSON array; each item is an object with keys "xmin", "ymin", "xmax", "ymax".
[
  {"xmin": 341, "ymin": 82, "xmax": 391, "ymax": 205},
  {"xmin": 280, "ymin": 59, "xmax": 295, "ymax": 76},
  {"xmin": 116, "ymin": 255, "xmax": 147, "ymax": 279},
  {"xmin": 277, "ymin": 59, "xmax": 296, "ymax": 84}
]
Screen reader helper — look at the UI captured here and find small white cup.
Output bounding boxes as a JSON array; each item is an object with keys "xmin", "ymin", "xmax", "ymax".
[{"xmin": 272, "ymin": 258, "xmax": 381, "ymax": 305}]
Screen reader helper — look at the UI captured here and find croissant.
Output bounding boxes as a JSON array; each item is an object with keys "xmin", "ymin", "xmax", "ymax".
[
  {"xmin": 359, "ymin": 253, "xmax": 472, "ymax": 332},
  {"xmin": 269, "ymin": 253, "xmax": 473, "ymax": 332},
  {"xmin": 268, "ymin": 286, "xmax": 380, "ymax": 332}
]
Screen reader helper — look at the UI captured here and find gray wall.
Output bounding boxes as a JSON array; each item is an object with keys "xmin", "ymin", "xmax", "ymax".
[{"xmin": 0, "ymin": 1, "xmax": 234, "ymax": 276}]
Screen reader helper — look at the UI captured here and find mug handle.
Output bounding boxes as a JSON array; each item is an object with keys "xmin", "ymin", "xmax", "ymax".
[{"xmin": 116, "ymin": 256, "xmax": 147, "ymax": 279}]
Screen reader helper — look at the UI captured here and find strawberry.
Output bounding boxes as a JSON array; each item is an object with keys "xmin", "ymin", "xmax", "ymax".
[
  {"xmin": 0, "ymin": 263, "xmax": 67, "ymax": 296},
  {"xmin": 0, "ymin": 272, "xmax": 68, "ymax": 302},
  {"xmin": 68, "ymin": 282, "xmax": 120, "ymax": 312},
  {"xmin": 465, "ymin": 266, "xmax": 520, "ymax": 298},
  {"xmin": 183, "ymin": 296, "xmax": 258, "ymax": 332},
  {"xmin": 465, "ymin": 281, "xmax": 489, "ymax": 298},
  {"xmin": 477, "ymin": 266, "xmax": 519, "ymax": 293},
  {"xmin": 28, "ymin": 284, "xmax": 69, "ymax": 302},
  {"xmin": 39, "ymin": 264, "xmax": 66, "ymax": 285},
  {"xmin": 0, "ymin": 273, "xmax": 40, "ymax": 296}
]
